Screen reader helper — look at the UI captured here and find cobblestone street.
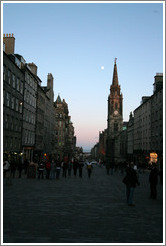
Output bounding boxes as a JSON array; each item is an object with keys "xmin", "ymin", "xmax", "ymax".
[{"xmin": 3, "ymin": 166, "xmax": 163, "ymax": 244}]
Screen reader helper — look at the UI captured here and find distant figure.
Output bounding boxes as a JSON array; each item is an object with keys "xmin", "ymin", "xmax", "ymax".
[
  {"xmin": 10, "ymin": 159, "xmax": 17, "ymax": 178},
  {"xmin": 24, "ymin": 159, "xmax": 30, "ymax": 174},
  {"xmin": 55, "ymin": 160, "xmax": 61, "ymax": 180},
  {"xmin": 149, "ymin": 162, "xmax": 158, "ymax": 199},
  {"xmin": 50, "ymin": 160, "xmax": 56, "ymax": 179},
  {"xmin": 105, "ymin": 161, "xmax": 110, "ymax": 175},
  {"xmin": 62, "ymin": 161, "xmax": 68, "ymax": 178},
  {"xmin": 27, "ymin": 161, "xmax": 36, "ymax": 179},
  {"xmin": 78, "ymin": 161, "xmax": 84, "ymax": 178},
  {"xmin": 67, "ymin": 161, "xmax": 73, "ymax": 177},
  {"xmin": 87, "ymin": 162, "xmax": 93, "ymax": 178},
  {"xmin": 73, "ymin": 160, "xmax": 79, "ymax": 177},
  {"xmin": 38, "ymin": 161, "xmax": 45, "ymax": 179},
  {"xmin": 3, "ymin": 160, "xmax": 10, "ymax": 178},
  {"xmin": 17, "ymin": 158, "xmax": 23, "ymax": 178},
  {"xmin": 123, "ymin": 162, "xmax": 140, "ymax": 206},
  {"xmin": 45, "ymin": 160, "xmax": 51, "ymax": 179}
]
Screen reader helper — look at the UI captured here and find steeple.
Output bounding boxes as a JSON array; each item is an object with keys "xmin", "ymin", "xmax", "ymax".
[
  {"xmin": 112, "ymin": 58, "xmax": 119, "ymax": 86},
  {"xmin": 56, "ymin": 94, "xmax": 62, "ymax": 104}
]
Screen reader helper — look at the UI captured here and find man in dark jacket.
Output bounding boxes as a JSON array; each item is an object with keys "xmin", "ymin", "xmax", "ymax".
[
  {"xmin": 149, "ymin": 162, "xmax": 158, "ymax": 199},
  {"xmin": 123, "ymin": 162, "xmax": 140, "ymax": 206}
]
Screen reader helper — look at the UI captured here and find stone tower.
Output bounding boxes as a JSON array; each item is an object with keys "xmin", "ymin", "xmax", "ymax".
[
  {"xmin": 106, "ymin": 59, "xmax": 123, "ymax": 162},
  {"xmin": 107, "ymin": 58, "xmax": 123, "ymax": 138}
]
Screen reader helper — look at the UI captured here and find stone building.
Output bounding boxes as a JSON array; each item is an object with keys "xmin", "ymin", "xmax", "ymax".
[
  {"xmin": 133, "ymin": 73, "xmax": 163, "ymax": 165},
  {"xmin": 54, "ymin": 95, "xmax": 76, "ymax": 161},
  {"xmin": 42, "ymin": 73, "xmax": 56, "ymax": 157},
  {"xmin": 3, "ymin": 37, "xmax": 24, "ymax": 161},
  {"xmin": 127, "ymin": 112, "xmax": 134, "ymax": 162},
  {"xmin": 98, "ymin": 129, "xmax": 107, "ymax": 162}
]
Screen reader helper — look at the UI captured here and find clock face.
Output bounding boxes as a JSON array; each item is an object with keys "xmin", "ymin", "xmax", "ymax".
[{"xmin": 114, "ymin": 110, "xmax": 118, "ymax": 115}]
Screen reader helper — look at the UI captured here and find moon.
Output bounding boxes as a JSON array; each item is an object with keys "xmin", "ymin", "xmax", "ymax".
[{"xmin": 101, "ymin": 66, "xmax": 104, "ymax": 70}]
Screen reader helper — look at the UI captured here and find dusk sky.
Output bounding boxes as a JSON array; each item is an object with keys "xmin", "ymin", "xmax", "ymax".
[{"xmin": 2, "ymin": 1, "xmax": 163, "ymax": 151}]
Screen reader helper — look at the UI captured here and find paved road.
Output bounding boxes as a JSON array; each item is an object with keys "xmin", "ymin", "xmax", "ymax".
[{"xmin": 3, "ymin": 166, "xmax": 163, "ymax": 244}]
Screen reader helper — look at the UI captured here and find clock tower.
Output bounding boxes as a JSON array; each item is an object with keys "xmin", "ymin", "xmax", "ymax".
[{"xmin": 106, "ymin": 59, "xmax": 123, "ymax": 161}]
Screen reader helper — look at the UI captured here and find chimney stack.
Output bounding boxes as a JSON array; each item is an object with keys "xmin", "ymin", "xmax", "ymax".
[
  {"xmin": 28, "ymin": 62, "xmax": 38, "ymax": 76},
  {"xmin": 3, "ymin": 33, "xmax": 15, "ymax": 54}
]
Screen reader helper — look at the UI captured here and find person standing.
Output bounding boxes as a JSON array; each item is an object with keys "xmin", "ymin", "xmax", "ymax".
[
  {"xmin": 38, "ymin": 161, "xmax": 45, "ymax": 179},
  {"xmin": 3, "ymin": 159, "xmax": 10, "ymax": 178},
  {"xmin": 73, "ymin": 159, "xmax": 79, "ymax": 177},
  {"xmin": 50, "ymin": 160, "xmax": 56, "ymax": 179},
  {"xmin": 10, "ymin": 159, "xmax": 17, "ymax": 178},
  {"xmin": 55, "ymin": 159, "xmax": 61, "ymax": 180},
  {"xmin": 123, "ymin": 162, "xmax": 140, "ymax": 206},
  {"xmin": 87, "ymin": 161, "xmax": 93, "ymax": 178},
  {"xmin": 149, "ymin": 162, "xmax": 158, "ymax": 199},
  {"xmin": 45, "ymin": 160, "xmax": 51, "ymax": 179},
  {"xmin": 67, "ymin": 161, "xmax": 73, "ymax": 177},
  {"xmin": 78, "ymin": 161, "xmax": 84, "ymax": 178}
]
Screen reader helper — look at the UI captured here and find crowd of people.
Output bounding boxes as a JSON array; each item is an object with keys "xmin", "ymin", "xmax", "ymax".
[
  {"xmin": 3, "ymin": 157, "xmax": 163, "ymax": 206},
  {"xmin": 3, "ymin": 158, "xmax": 95, "ymax": 180}
]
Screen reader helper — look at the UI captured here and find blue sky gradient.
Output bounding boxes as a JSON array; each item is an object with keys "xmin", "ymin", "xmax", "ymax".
[{"xmin": 2, "ymin": 2, "xmax": 163, "ymax": 151}]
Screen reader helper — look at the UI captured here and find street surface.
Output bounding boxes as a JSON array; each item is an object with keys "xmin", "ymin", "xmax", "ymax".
[{"xmin": 3, "ymin": 165, "xmax": 163, "ymax": 244}]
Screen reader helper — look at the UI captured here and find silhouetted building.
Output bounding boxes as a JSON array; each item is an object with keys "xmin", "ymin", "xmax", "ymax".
[{"xmin": 106, "ymin": 59, "xmax": 123, "ymax": 162}]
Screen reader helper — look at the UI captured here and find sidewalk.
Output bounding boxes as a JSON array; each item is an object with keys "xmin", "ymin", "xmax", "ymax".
[{"xmin": 3, "ymin": 166, "xmax": 163, "ymax": 244}]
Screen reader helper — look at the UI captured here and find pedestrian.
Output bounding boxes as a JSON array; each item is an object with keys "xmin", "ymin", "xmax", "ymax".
[
  {"xmin": 17, "ymin": 158, "xmax": 23, "ymax": 178},
  {"xmin": 87, "ymin": 161, "xmax": 93, "ymax": 178},
  {"xmin": 105, "ymin": 160, "xmax": 110, "ymax": 175},
  {"xmin": 3, "ymin": 159, "xmax": 10, "ymax": 178},
  {"xmin": 45, "ymin": 160, "xmax": 51, "ymax": 179},
  {"xmin": 27, "ymin": 161, "xmax": 36, "ymax": 179},
  {"xmin": 50, "ymin": 159, "xmax": 56, "ymax": 179},
  {"xmin": 10, "ymin": 159, "xmax": 17, "ymax": 178},
  {"xmin": 122, "ymin": 162, "xmax": 140, "ymax": 206},
  {"xmin": 62, "ymin": 161, "xmax": 68, "ymax": 178},
  {"xmin": 24, "ymin": 159, "xmax": 30, "ymax": 174},
  {"xmin": 67, "ymin": 160, "xmax": 73, "ymax": 177},
  {"xmin": 55, "ymin": 159, "xmax": 61, "ymax": 180},
  {"xmin": 78, "ymin": 161, "xmax": 84, "ymax": 178},
  {"xmin": 38, "ymin": 161, "xmax": 45, "ymax": 179},
  {"xmin": 149, "ymin": 162, "xmax": 158, "ymax": 199},
  {"xmin": 73, "ymin": 159, "xmax": 79, "ymax": 177}
]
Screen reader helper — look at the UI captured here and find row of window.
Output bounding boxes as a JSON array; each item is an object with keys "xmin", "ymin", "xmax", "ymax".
[
  {"xmin": 23, "ymin": 109, "xmax": 36, "ymax": 125},
  {"xmin": 23, "ymin": 130, "xmax": 35, "ymax": 145},
  {"xmin": 3, "ymin": 91, "xmax": 23, "ymax": 113},
  {"xmin": 4, "ymin": 114, "xmax": 22, "ymax": 132},
  {"xmin": 4, "ymin": 65, "xmax": 23, "ymax": 94},
  {"xmin": 4, "ymin": 136, "xmax": 21, "ymax": 150},
  {"xmin": 24, "ymin": 89, "xmax": 36, "ymax": 108},
  {"xmin": 25, "ymin": 72, "xmax": 37, "ymax": 91}
]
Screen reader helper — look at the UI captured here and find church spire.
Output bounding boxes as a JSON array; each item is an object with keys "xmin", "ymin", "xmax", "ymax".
[{"xmin": 112, "ymin": 58, "xmax": 119, "ymax": 86}]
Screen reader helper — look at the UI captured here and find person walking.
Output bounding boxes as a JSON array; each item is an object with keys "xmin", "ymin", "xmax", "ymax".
[
  {"xmin": 87, "ymin": 161, "xmax": 93, "ymax": 178},
  {"xmin": 123, "ymin": 162, "xmax": 140, "ymax": 206},
  {"xmin": 73, "ymin": 159, "xmax": 79, "ymax": 177},
  {"xmin": 149, "ymin": 162, "xmax": 158, "ymax": 199},
  {"xmin": 78, "ymin": 161, "xmax": 84, "ymax": 178}
]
